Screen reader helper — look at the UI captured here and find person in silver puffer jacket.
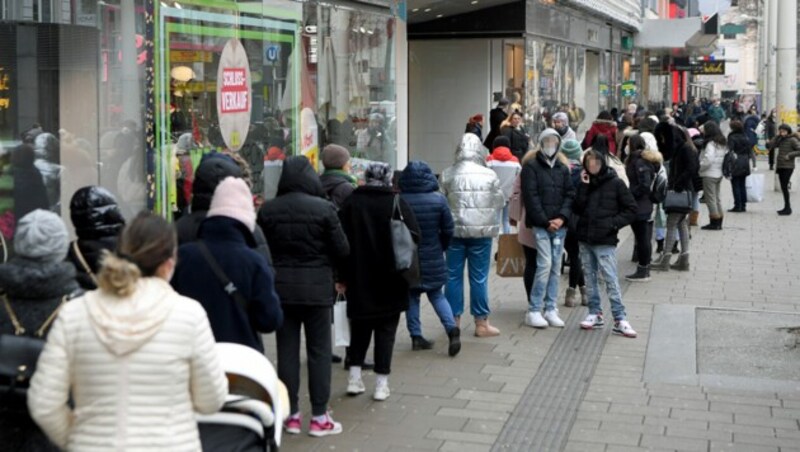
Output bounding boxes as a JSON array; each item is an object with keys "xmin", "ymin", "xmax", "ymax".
[{"xmin": 441, "ymin": 133, "xmax": 505, "ymax": 338}]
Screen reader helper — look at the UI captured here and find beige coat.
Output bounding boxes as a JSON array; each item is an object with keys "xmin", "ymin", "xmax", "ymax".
[{"xmin": 28, "ymin": 278, "xmax": 228, "ymax": 451}]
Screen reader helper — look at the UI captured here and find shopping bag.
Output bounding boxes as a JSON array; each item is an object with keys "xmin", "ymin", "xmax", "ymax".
[
  {"xmin": 746, "ymin": 173, "xmax": 765, "ymax": 203},
  {"xmin": 333, "ymin": 294, "xmax": 350, "ymax": 347},
  {"xmin": 496, "ymin": 234, "xmax": 525, "ymax": 277}
]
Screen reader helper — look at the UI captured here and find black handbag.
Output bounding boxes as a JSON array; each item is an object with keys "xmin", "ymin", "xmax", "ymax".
[
  {"xmin": 663, "ymin": 190, "xmax": 693, "ymax": 214},
  {"xmin": 0, "ymin": 295, "xmax": 65, "ymax": 399}
]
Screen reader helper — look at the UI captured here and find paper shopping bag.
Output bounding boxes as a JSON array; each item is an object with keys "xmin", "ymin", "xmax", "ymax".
[
  {"xmin": 333, "ymin": 294, "xmax": 350, "ymax": 347},
  {"xmin": 496, "ymin": 233, "xmax": 525, "ymax": 277}
]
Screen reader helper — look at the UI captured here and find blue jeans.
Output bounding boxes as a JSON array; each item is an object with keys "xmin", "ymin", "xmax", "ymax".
[
  {"xmin": 529, "ymin": 227, "xmax": 566, "ymax": 313},
  {"xmin": 406, "ymin": 288, "xmax": 457, "ymax": 336},
  {"xmin": 579, "ymin": 243, "xmax": 627, "ymax": 321},
  {"xmin": 498, "ymin": 203, "xmax": 511, "ymax": 234},
  {"xmin": 446, "ymin": 237, "xmax": 492, "ymax": 319}
]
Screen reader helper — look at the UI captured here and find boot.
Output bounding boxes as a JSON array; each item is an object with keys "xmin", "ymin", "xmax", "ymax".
[
  {"xmin": 701, "ymin": 216, "xmax": 722, "ymax": 231},
  {"xmin": 579, "ymin": 286, "xmax": 588, "ymax": 306},
  {"xmin": 716, "ymin": 216, "xmax": 723, "ymax": 230},
  {"xmin": 778, "ymin": 206, "xmax": 793, "ymax": 216},
  {"xmin": 670, "ymin": 253, "xmax": 690, "ymax": 271},
  {"xmin": 564, "ymin": 287, "xmax": 578, "ymax": 308},
  {"xmin": 672, "ymin": 241, "xmax": 680, "ymax": 254},
  {"xmin": 689, "ymin": 211, "xmax": 700, "ymax": 226},
  {"xmin": 474, "ymin": 318, "xmax": 500, "ymax": 337},
  {"xmin": 652, "ymin": 253, "xmax": 672, "ymax": 272},
  {"xmin": 656, "ymin": 239, "xmax": 665, "ymax": 254},
  {"xmin": 625, "ymin": 265, "xmax": 651, "ymax": 282},
  {"xmin": 447, "ymin": 327, "xmax": 461, "ymax": 357},
  {"xmin": 700, "ymin": 215, "xmax": 717, "ymax": 230},
  {"xmin": 411, "ymin": 336, "xmax": 434, "ymax": 351}
]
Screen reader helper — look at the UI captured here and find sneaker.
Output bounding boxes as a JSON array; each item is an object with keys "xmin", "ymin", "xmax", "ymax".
[
  {"xmin": 373, "ymin": 384, "xmax": 391, "ymax": 401},
  {"xmin": 346, "ymin": 376, "xmax": 365, "ymax": 396},
  {"xmin": 524, "ymin": 311, "xmax": 548, "ymax": 329},
  {"xmin": 308, "ymin": 413, "xmax": 343, "ymax": 437},
  {"xmin": 580, "ymin": 314, "xmax": 605, "ymax": 330},
  {"xmin": 613, "ymin": 320, "xmax": 637, "ymax": 338},
  {"xmin": 543, "ymin": 310, "xmax": 565, "ymax": 328},
  {"xmin": 284, "ymin": 414, "xmax": 302, "ymax": 435}
]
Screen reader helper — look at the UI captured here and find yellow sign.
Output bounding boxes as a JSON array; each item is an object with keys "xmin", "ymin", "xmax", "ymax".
[
  {"xmin": 778, "ymin": 105, "xmax": 799, "ymax": 127},
  {"xmin": 170, "ymin": 51, "xmax": 213, "ymax": 63}
]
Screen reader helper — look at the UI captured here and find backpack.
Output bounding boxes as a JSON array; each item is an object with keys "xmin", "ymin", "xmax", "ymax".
[
  {"xmin": 722, "ymin": 149, "xmax": 736, "ymax": 179},
  {"xmin": 606, "ymin": 154, "xmax": 629, "ymax": 187},
  {"xmin": 650, "ymin": 163, "xmax": 668, "ymax": 204}
]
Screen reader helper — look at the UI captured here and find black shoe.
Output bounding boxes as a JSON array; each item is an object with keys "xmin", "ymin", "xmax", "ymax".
[
  {"xmin": 672, "ymin": 242, "xmax": 680, "ymax": 254},
  {"xmin": 625, "ymin": 265, "xmax": 651, "ymax": 282},
  {"xmin": 332, "ymin": 354, "xmax": 343, "ymax": 364},
  {"xmin": 411, "ymin": 335, "xmax": 435, "ymax": 351},
  {"xmin": 447, "ymin": 327, "xmax": 461, "ymax": 357},
  {"xmin": 728, "ymin": 207, "xmax": 743, "ymax": 213},
  {"xmin": 655, "ymin": 239, "xmax": 664, "ymax": 254},
  {"xmin": 778, "ymin": 208, "xmax": 792, "ymax": 216}
]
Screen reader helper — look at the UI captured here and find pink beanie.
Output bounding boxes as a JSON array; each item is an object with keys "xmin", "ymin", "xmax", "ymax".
[{"xmin": 207, "ymin": 177, "xmax": 256, "ymax": 231}]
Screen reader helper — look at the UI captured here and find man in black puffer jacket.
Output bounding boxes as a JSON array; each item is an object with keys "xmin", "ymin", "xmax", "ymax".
[
  {"xmin": 573, "ymin": 150, "xmax": 638, "ymax": 338},
  {"xmin": 258, "ymin": 156, "xmax": 350, "ymax": 435},
  {"xmin": 521, "ymin": 128, "xmax": 575, "ymax": 330}
]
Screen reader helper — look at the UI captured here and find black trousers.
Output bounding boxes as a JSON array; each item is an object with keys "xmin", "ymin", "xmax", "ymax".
[
  {"xmin": 276, "ymin": 305, "xmax": 332, "ymax": 416},
  {"xmin": 778, "ymin": 168, "xmax": 794, "ymax": 209},
  {"xmin": 564, "ymin": 231, "xmax": 585, "ymax": 288},
  {"xmin": 522, "ymin": 245, "xmax": 537, "ymax": 298},
  {"xmin": 631, "ymin": 219, "xmax": 653, "ymax": 267},
  {"xmin": 348, "ymin": 313, "xmax": 400, "ymax": 376}
]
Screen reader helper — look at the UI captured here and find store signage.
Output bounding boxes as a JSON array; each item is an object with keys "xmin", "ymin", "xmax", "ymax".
[
  {"xmin": 599, "ymin": 83, "xmax": 609, "ymax": 97},
  {"xmin": 692, "ymin": 61, "xmax": 725, "ymax": 75},
  {"xmin": 216, "ymin": 39, "xmax": 252, "ymax": 151},
  {"xmin": 300, "ymin": 108, "xmax": 319, "ymax": 170},
  {"xmin": 621, "ymin": 80, "xmax": 637, "ymax": 97},
  {"xmin": 171, "ymin": 51, "xmax": 213, "ymax": 63},
  {"xmin": 0, "ymin": 67, "xmax": 10, "ymax": 110},
  {"xmin": 265, "ymin": 44, "xmax": 281, "ymax": 63}
]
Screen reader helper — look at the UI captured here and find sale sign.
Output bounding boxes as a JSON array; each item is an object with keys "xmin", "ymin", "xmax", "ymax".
[{"xmin": 216, "ymin": 39, "xmax": 252, "ymax": 151}]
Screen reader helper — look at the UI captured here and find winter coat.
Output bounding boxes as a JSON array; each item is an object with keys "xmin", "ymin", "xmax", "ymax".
[
  {"xmin": 728, "ymin": 131, "xmax": 755, "ymax": 177},
  {"xmin": 320, "ymin": 170, "xmax": 356, "ymax": 209},
  {"xmin": 440, "ymin": 144, "xmax": 505, "ymax": 239},
  {"xmin": 172, "ymin": 216, "xmax": 283, "ymax": 352},
  {"xmin": 699, "ymin": 141, "xmax": 728, "ymax": 179},
  {"xmin": 483, "ymin": 107, "xmax": 508, "ymax": 148},
  {"xmin": 508, "ymin": 175, "xmax": 534, "ymax": 249},
  {"xmin": 486, "ymin": 146, "xmax": 522, "ymax": 201},
  {"xmin": 626, "ymin": 149, "xmax": 662, "ymax": 219},
  {"xmin": 398, "ymin": 162, "xmax": 455, "ymax": 291},
  {"xmin": 500, "ymin": 126, "xmax": 531, "ymax": 160},
  {"xmin": 667, "ymin": 142, "xmax": 699, "ymax": 193},
  {"xmin": 744, "ymin": 115, "xmax": 760, "ymax": 146},
  {"xmin": 774, "ymin": 134, "xmax": 800, "ymax": 170},
  {"xmin": 11, "ymin": 150, "xmax": 49, "ymax": 221},
  {"xmin": 338, "ymin": 186, "xmax": 420, "ymax": 320},
  {"xmin": 572, "ymin": 166, "xmax": 637, "ymax": 246},
  {"xmin": 521, "ymin": 151, "xmax": 575, "ymax": 229},
  {"xmin": 66, "ymin": 237, "xmax": 118, "ymax": 290},
  {"xmin": 581, "ymin": 119, "xmax": 619, "ymax": 155},
  {"xmin": 654, "ymin": 122, "xmax": 680, "ymax": 162},
  {"xmin": 258, "ymin": 156, "xmax": 350, "ymax": 307},
  {"xmin": 708, "ymin": 105, "xmax": 726, "ymax": 124},
  {"xmin": 558, "ymin": 127, "xmax": 578, "ymax": 142},
  {"xmin": 27, "ymin": 278, "xmax": 228, "ymax": 451},
  {"xmin": 0, "ymin": 259, "xmax": 80, "ymax": 452}
]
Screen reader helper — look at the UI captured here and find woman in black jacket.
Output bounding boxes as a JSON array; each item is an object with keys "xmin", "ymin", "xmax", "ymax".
[
  {"xmin": 653, "ymin": 127, "xmax": 698, "ymax": 272},
  {"xmin": 727, "ymin": 120, "xmax": 756, "ymax": 213},
  {"xmin": 624, "ymin": 135, "xmax": 663, "ymax": 282},
  {"xmin": 500, "ymin": 111, "xmax": 531, "ymax": 160},
  {"xmin": 257, "ymin": 156, "xmax": 349, "ymax": 437},
  {"xmin": 66, "ymin": 186, "xmax": 125, "ymax": 289},
  {"xmin": 338, "ymin": 163, "xmax": 420, "ymax": 402}
]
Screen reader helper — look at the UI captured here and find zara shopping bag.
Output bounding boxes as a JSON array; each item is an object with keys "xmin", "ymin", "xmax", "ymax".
[
  {"xmin": 333, "ymin": 294, "xmax": 350, "ymax": 347},
  {"xmin": 496, "ymin": 234, "xmax": 525, "ymax": 277}
]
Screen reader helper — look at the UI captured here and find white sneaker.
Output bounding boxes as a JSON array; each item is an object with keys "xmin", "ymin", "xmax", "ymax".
[
  {"xmin": 346, "ymin": 376, "xmax": 365, "ymax": 395},
  {"xmin": 525, "ymin": 311, "xmax": 548, "ymax": 328},
  {"xmin": 613, "ymin": 320, "xmax": 637, "ymax": 338},
  {"xmin": 373, "ymin": 384, "xmax": 391, "ymax": 401},
  {"xmin": 580, "ymin": 314, "xmax": 605, "ymax": 330},
  {"xmin": 544, "ymin": 310, "xmax": 565, "ymax": 328}
]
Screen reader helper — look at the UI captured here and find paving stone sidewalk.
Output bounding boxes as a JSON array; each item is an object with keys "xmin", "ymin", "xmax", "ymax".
[{"xmin": 271, "ymin": 165, "xmax": 800, "ymax": 452}]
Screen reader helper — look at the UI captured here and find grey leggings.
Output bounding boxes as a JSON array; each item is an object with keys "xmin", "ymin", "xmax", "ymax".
[{"xmin": 665, "ymin": 212, "xmax": 690, "ymax": 254}]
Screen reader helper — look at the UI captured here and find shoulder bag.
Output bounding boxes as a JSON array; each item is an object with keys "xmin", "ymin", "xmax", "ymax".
[
  {"xmin": 391, "ymin": 195, "xmax": 420, "ymax": 287},
  {"xmin": 72, "ymin": 242, "xmax": 99, "ymax": 285}
]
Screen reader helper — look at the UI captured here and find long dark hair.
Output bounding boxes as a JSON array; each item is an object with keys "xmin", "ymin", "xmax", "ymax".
[
  {"xmin": 703, "ymin": 121, "xmax": 727, "ymax": 146},
  {"xmin": 591, "ymin": 134, "xmax": 610, "ymax": 155},
  {"xmin": 625, "ymin": 135, "xmax": 647, "ymax": 168}
]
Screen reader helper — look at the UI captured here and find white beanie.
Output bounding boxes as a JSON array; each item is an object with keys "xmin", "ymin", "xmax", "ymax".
[
  {"xmin": 14, "ymin": 209, "xmax": 69, "ymax": 263},
  {"xmin": 207, "ymin": 177, "xmax": 256, "ymax": 232}
]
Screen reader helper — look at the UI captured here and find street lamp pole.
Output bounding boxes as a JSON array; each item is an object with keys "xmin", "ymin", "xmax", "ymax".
[{"xmin": 765, "ymin": 0, "xmax": 778, "ymax": 112}]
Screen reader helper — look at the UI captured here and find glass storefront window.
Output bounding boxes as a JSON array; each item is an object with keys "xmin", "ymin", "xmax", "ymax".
[{"xmin": 524, "ymin": 39, "xmax": 581, "ymax": 137}]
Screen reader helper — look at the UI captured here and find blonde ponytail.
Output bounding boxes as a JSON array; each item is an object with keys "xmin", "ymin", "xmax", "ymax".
[{"xmin": 97, "ymin": 250, "xmax": 141, "ymax": 298}]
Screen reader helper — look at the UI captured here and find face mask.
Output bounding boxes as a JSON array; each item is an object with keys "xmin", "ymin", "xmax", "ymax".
[
  {"xmin": 543, "ymin": 146, "xmax": 558, "ymax": 158},
  {"xmin": 556, "ymin": 126, "xmax": 568, "ymax": 135}
]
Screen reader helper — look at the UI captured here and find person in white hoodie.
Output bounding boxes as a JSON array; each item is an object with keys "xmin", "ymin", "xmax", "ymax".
[
  {"xmin": 698, "ymin": 121, "xmax": 728, "ymax": 230},
  {"xmin": 28, "ymin": 212, "xmax": 228, "ymax": 451}
]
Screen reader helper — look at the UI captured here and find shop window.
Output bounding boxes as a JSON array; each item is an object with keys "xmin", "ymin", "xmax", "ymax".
[{"xmin": 524, "ymin": 39, "xmax": 581, "ymax": 137}]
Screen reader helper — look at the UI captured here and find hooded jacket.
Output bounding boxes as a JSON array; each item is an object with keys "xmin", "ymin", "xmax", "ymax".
[
  {"xmin": 572, "ymin": 165, "xmax": 637, "ymax": 246},
  {"xmin": 582, "ymin": 119, "xmax": 619, "ymax": 155},
  {"xmin": 27, "ymin": 277, "xmax": 228, "ymax": 451},
  {"xmin": 66, "ymin": 186, "xmax": 125, "ymax": 290},
  {"xmin": 320, "ymin": 170, "xmax": 357, "ymax": 209},
  {"xmin": 486, "ymin": 146, "xmax": 522, "ymax": 201},
  {"xmin": 258, "ymin": 156, "xmax": 350, "ymax": 307},
  {"xmin": 499, "ymin": 126, "xmax": 530, "ymax": 160},
  {"xmin": 521, "ymin": 150, "xmax": 575, "ymax": 229},
  {"xmin": 399, "ymin": 161, "xmax": 455, "ymax": 291},
  {"xmin": 440, "ymin": 135, "xmax": 505, "ymax": 238},
  {"xmin": 626, "ymin": 148, "xmax": 663, "ymax": 218},
  {"xmin": 773, "ymin": 133, "xmax": 800, "ymax": 170}
]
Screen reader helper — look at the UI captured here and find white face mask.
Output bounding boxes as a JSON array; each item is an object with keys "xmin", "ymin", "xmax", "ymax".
[{"xmin": 543, "ymin": 146, "xmax": 558, "ymax": 157}]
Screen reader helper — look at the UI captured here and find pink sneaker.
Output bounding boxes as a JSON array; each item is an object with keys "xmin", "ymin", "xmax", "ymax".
[
  {"xmin": 308, "ymin": 412, "xmax": 343, "ymax": 437},
  {"xmin": 284, "ymin": 414, "xmax": 302, "ymax": 435}
]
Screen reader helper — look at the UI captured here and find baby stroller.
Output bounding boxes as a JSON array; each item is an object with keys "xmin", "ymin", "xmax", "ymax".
[{"xmin": 198, "ymin": 343, "xmax": 289, "ymax": 452}]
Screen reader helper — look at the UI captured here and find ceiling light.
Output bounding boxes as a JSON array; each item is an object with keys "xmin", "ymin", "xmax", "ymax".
[
  {"xmin": 424, "ymin": 8, "xmax": 432, "ymax": 12},
  {"xmin": 436, "ymin": 14, "xmax": 443, "ymax": 18},
  {"xmin": 471, "ymin": 0, "xmax": 479, "ymax": 4},
  {"xmin": 174, "ymin": 1, "xmax": 182, "ymax": 9},
  {"xmin": 412, "ymin": 8, "xmax": 419, "ymax": 12}
]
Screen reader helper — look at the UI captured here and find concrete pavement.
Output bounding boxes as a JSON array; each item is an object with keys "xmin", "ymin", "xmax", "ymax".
[{"xmin": 268, "ymin": 164, "xmax": 800, "ymax": 452}]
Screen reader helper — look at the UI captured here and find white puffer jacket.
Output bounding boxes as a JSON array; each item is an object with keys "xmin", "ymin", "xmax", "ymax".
[
  {"xmin": 441, "ymin": 134, "xmax": 505, "ymax": 238},
  {"xmin": 28, "ymin": 277, "xmax": 228, "ymax": 451},
  {"xmin": 699, "ymin": 141, "xmax": 728, "ymax": 178}
]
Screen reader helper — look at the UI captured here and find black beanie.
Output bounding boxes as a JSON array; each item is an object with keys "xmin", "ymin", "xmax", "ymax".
[{"xmin": 492, "ymin": 135, "xmax": 511, "ymax": 150}]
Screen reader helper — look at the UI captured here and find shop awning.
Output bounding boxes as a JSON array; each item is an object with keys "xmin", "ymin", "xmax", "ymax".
[{"xmin": 636, "ymin": 13, "xmax": 719, "ymax": 54}]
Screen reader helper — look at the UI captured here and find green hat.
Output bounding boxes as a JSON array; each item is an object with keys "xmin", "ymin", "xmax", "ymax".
[{"xmin": 560, "ymin": 139, "xmax": 582, "ymax": 161}]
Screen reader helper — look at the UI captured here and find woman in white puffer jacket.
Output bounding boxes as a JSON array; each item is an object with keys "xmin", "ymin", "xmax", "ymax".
[
  {"xmin": 698, "ymin": 121, "xmax": 728, "ymax": 230},
  {"xmin": 28, "ymin": 212, "xmax": 228, "ymax": 451}
]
